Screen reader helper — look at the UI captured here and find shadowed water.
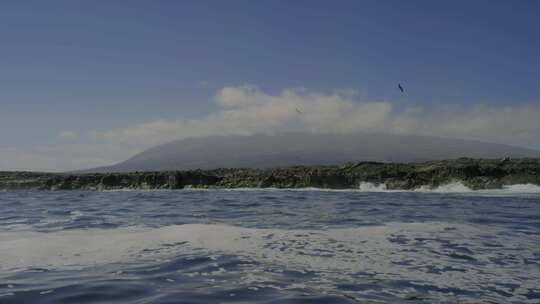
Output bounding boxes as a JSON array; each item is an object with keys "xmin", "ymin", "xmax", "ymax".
[{"xmin": 1, "ymin": 188, "xmax": 539, "ymax": 303}]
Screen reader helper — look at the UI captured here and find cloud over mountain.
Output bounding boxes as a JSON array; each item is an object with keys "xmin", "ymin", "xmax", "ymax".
[
  {"xmin": 2, "ymin": 85, "xmax": 539, "ymax": 172},
  {"xmin": 92, "ymin": 85, "xmax": 540, "ymax": 148}
]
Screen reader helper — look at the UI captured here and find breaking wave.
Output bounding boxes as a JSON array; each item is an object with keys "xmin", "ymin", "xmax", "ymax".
[
  {"xmin": 357, "ymin": 181, "xmax": 540, "ymax": 194},
  {"xmin": 95, "ymin": 182, "xmax": 540, "ymax": 195}
]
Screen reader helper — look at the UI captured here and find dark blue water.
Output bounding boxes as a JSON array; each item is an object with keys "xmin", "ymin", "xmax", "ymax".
[{"xmin": 1, "ymin": 188, "xmax": 540, "ymax": 303}]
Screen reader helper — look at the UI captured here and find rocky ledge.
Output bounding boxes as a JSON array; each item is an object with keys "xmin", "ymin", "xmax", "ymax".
[{"xmin": 1, "ymin": 158, "xmax": 539, "ymax": 191}]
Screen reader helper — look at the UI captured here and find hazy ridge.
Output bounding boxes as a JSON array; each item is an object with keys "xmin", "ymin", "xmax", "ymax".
[{"xmin": 81, "ymin": 133, "xmax": 540, "ymax": 173}]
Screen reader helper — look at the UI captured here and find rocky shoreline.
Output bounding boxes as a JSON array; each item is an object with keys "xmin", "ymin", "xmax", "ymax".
[{"xmin": 1, "ymin": 158, "xmax": 539, "ymax": 191}]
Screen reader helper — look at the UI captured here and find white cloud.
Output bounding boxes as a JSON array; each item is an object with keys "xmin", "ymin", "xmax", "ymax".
[
  {"xmin": 92, "ymin": 85, "xmax": 540, "ymax": 150},
  {"xmin": 2, "ymin": 85, "xmax": 539, "ymax": 171},
  {"xmin": 92, "ymin": 86, "xmax": 397, "ymax": 147},
  {"xmin": 59, "ymin": 131, "xmax": 79, "ymax": 141},
  {"xmin": 214, "ymin": 84, "xmax": 265, "ymax": 108},
  {"xmin": 424, "ymin": 105, "xmax": 540, "ymax": 146}
]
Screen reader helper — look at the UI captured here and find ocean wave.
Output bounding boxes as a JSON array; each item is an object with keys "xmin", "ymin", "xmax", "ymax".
[
  {"xmin": 357, "ymin": 181, "xmax": 540, "ymax": 194},
  {"xmin": 1, "ymin": 222, "xmax": 538, "ymax": 300},
  {"xmin": 94, "ymin": 182, "xmax": 540, "ymax": 195},
  {"xmin": 0, "ymin": 222, "xmax": 540, "ymax": 301}
]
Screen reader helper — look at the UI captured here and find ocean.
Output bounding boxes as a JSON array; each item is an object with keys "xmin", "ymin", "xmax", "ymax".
[{"xmin": 1, "ymin": 184, "xmax": 540, "ymax": 303}]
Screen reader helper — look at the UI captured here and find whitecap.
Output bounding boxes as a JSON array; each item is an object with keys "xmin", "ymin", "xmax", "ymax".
[{"xmin": 0, "ymin": 222, "xmax": 538, "ymax": 301}]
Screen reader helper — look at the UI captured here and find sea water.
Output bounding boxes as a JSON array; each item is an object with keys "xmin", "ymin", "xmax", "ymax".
[{"xmin": 1, "ymin": 184, "xmax": 540, "ymax": 303}]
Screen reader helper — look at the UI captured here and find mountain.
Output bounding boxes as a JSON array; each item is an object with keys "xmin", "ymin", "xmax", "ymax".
[{"xmin": 81, "ymin": 133, "xmax": 540, "ymax": 172}]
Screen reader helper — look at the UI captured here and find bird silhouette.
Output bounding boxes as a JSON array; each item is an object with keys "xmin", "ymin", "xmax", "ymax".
[
  {"xmin": 398, "ymin": 83, "xmax": 404, "ymax": 93},
  {"xmin": 296, "ymin": 108, "xmax": 302, "ymax": 114}
]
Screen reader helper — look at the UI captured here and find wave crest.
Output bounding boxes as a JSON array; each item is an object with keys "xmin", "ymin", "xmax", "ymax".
[{"xmin": 357, "ymin": 181, "xmax": 540, "ymax": 194}]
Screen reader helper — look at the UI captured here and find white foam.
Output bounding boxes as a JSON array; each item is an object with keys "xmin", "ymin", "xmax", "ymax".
[
  {"xmin": 0, "ymin": 222, "xmax": 538, "ymax": 300},
  {"xmin": 358, "ymin": 182, "xmax": 388, "ymax": 192},
  {"xmin": 69, "ymin": 210, "xmax": 84, "ymax": 219},
  {"xmin": 93, "ymin": 182, "xmax": 540, "ymax": 195},
  {"xmin": 0, "ymin": 223, "xmax": 427, "ymax": 272},
  {"xmin": 186, "ymin": 182, "xmax": 540, "ymax": 194},
  {"xmin": 416, "ymin": 181, "xmax": 474, "ymax": 193},
  {"xmin": 501, "ymin": 183, "xmax": 540, "ymax": 193},
  {"xmin": 354, "ymin": 181, "xmax": 475, "ymax": 193},
  {"xmin": 355, "ymin": 181, "xmax": 540, "ymax": 195}
]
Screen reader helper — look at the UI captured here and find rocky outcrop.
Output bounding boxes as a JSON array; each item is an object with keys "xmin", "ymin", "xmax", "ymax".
[{"xmin": 1, "ymin": 158, "xmax": 539, "ymax": 191}]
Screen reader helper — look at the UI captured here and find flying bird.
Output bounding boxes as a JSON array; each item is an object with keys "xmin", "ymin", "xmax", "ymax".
[
  {"xmin": 296, "ymin": 108, "xmax": 303, "ymax": 114},
  {"xmin": 398, "ymin": 83, "xmax": 405, "ymax": 93}
]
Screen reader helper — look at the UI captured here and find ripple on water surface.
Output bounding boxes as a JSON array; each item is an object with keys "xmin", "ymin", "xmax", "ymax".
[{"xmin": 0, "ymin": 189, "xmax": 539, "ymax": 303}]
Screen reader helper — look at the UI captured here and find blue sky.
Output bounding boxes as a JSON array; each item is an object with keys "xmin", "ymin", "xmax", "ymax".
[{"xmin": 1, "ymin": 0, "xmax": 539, "ymax": 171}]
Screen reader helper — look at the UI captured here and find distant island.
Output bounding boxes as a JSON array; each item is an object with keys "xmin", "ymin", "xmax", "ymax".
[
  {"xmin": 2, "ymin": 158, "xmax": 539, "ymax": 191},
  {"xmin": 79, "ymin": 133, "xmax": 540, "ymax": 173}
]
